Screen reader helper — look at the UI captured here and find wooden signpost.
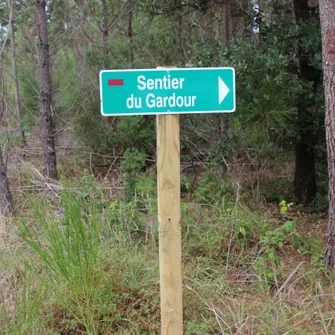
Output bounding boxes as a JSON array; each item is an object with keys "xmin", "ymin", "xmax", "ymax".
[
  {"xmin": 100, "ymin": 67, "xmax": 235, "ymax": 335},
  {"xmin": 157, "ymin": 113, "xmax": 183, "ymax": 334}
]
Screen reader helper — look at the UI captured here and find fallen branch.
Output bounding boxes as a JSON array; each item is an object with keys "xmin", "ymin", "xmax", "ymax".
[{"xmin": 273, "ymin": 261, "xmax": 305, "ymax": 299}]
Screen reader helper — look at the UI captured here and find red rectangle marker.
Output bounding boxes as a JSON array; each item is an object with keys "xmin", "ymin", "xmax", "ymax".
[{"xmin": 108, "ymin": 79, "xmax": 124, "ymax": 86}]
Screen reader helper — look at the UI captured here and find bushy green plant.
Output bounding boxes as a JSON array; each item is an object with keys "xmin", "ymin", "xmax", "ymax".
[
  {"xmin": 279, "ymin": 199, "xmax": 294, "ymax": 215},
  {"xmin": 116, "ymin": 116, "xmax": 155, "ymax": 153},
  {"xmin": 75, "ymin": 112, "xmax": 155, "ymax": 162},
  {"xmin": 255, "ymin": 220, "xmax": 295, "ymax": 282}
]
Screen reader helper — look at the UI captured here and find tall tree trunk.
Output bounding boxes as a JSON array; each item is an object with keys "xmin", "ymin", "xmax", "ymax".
[
  {"xmin": 0, "ymin": 147, "xmax": 14, "ymax": 217},
  {"xmin": 320, "ymin": 0, "xmax": 335, "ymax": 267},
  {"xmin": 0, "ymin": 55, "xmax": 5, "ymax": 126},
  {"xmin": 128, "ymin": 9, "xmax": 133, "ymax": 67},
  {"xmin": 36, "ymin": 0, "xmax": 57, "ymax": 179},
  {"xmin": 293, "ymin": 0, "xmax": 320, "ymax": 204},
  {"xmin": 205, "ymin": 3, "xmax": 214, "ymax": 42},
  {"xmin": 8, "ymin": 0, "xmax": 26, "ymax": 146},
  {"xmin": 257, "ymin": 0, "xmax": 263, "ymax": 36},
  {"xmin": 222, "ymin": 1, "xmax": 230, "ymax": 46},
  {"xmin": 219, "ymin": 2, "xmax": 231, "ymax": 179},
  {"xmin": 100, "ymin": 0, "xmax": 108, "ymax": 69}
]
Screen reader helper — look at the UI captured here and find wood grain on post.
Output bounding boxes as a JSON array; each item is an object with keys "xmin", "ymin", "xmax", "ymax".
[{"xmin": 157, "ymin": 113, "xmax": 183, "ymax": 335}]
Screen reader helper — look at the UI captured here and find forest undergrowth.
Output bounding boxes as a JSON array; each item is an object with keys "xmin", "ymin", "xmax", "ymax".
[{"xmin": 0, "ymin": 146, "xmax": 333, "ymax": 335}]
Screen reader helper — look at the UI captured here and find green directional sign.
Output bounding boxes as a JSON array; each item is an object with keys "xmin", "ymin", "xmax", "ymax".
[{"xmin": 100, "ymin": 67, "xmax": 235, "ymax": 116}]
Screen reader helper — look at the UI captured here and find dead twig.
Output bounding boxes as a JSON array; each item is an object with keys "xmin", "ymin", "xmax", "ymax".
[
  {"xmin": 273, "ymin": 261, "xmax": 305, "ymax": 299},
  {"xmin": 32, "ymin": 167, "xmax": 62, "ymax": 199}
]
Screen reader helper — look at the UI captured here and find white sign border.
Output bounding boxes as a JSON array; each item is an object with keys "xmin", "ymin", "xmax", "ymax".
[{"xmin": 99, "ymin": 67, "xmax": 236, "ymax": 116}]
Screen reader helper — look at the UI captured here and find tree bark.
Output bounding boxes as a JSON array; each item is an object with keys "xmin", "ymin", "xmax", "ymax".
[
  {"xmin": 8, "ymin": 0, "xmax": 26, "ymax": 146},
  {"xmin": 0, "ymin": 55, "xmax": 5, "ymax": 126},
  {"xmin": 36, "ymin": 0, "xmax": 57, "ymax": 179},
  {"xmin": 219, "ymin": 2, "xmax": 231, "ymax": 179},
  {"xmin": 222, "ymin": 1, "xmax": 230, "ymax": 46},
  {"xmin": 293, "ymin": 0, "xmax": 320, "ymax": 204},
  {"xmin": 128, "ymin": 8, "xmax": 133, "ymax": 67},
  {"xmin": 257, "ymin": 0, "xmax": 262, "ymax": 36},
  {"xmin": 205, "ymin": 2, "xmax": 214, "ymax": 42},
  {"xmin": 0, "ymin": 147, "xmax": 14, "ymax": 217},
  {"xmin": 319, "ymin": 0, "xmax": 335, "ymax": 268},
  {"xmin": 100, "ymin": 0, "xmax": 108, "ymax": 69}
]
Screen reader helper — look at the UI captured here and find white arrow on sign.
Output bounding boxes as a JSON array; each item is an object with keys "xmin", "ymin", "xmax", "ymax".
[{"xmin": 218, "ymin": 76, "xmax": 230, "ymax": 104}]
